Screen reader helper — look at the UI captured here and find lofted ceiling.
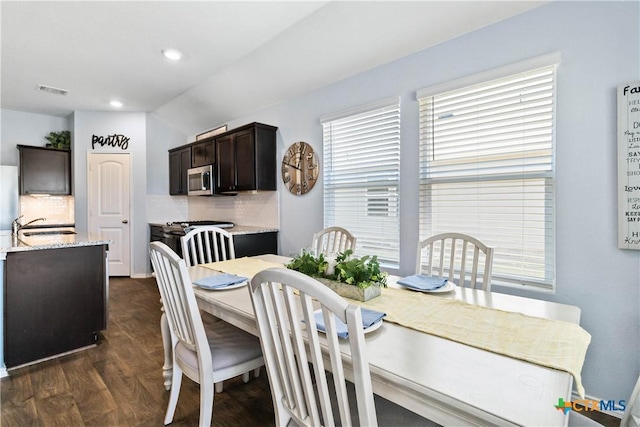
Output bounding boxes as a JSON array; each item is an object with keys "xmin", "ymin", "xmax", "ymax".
[{"xmin": 1, "ymin": 1, "xmax": 547, "ymax": 136}]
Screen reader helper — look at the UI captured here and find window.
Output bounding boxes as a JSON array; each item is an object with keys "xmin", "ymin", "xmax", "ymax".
[
  {"xmin": 417, "ymin": 54, "xmax": 559, "ymax": 290},
  {"xmin": 321, "ymin": 97, "xmax": 401, "ymax": 267}
]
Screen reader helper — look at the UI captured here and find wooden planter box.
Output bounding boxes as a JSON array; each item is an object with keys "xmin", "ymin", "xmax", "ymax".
[{"xmin": 317, "ymin": 277, "xmax": 381, "ymax": 302}]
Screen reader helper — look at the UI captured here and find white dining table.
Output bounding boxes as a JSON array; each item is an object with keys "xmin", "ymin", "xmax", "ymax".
[{"xmin": 161, "ymin": 254, "xmax": 580, "ymax": 426}]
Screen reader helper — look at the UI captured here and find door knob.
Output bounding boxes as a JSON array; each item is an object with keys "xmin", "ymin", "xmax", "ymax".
[{"xmin": 122, "ymin": 219, "xmax": 129, "ymax": 224}]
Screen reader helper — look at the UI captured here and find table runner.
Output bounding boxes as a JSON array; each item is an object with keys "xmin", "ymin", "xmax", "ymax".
[
  {"xmin": 354, "ymin": 287, "xmax": 591, "ymax": 398},
  {"xmin": 201, "ymin": 257, "xmax": 286, "ymax": 280}
]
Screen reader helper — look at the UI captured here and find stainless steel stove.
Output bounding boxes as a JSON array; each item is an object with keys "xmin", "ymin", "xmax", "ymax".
[{"xmin": 161, "ymin": 220, "xmax": 234, "ymax": 256}]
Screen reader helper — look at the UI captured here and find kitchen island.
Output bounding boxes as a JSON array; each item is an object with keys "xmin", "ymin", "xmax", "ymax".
[{"xmin": 0, "ymin": 231, "xmax": 111, "ymax": 376}]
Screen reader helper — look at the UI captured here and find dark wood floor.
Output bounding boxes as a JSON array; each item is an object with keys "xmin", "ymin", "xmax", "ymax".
[
  {"xmin": 1, "ymin": 276, "xmax": 621, "ymax": 427},
  {"xmin": 0, "ymin": 277, "xmax": 275, "ymax": 426}
]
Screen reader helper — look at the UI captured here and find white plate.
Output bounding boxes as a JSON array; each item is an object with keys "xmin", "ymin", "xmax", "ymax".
[
  {"xmin": 361, "ymin": 319, "xmax": 383, "ymax": 334},
  {"xmin": 312, "ymin": 309, "xmax": 384, "ymax": 335},
  {"xmin": 194, "ymin": 280, "xmax": 247, "ymax": 291},
  {"xmin": 399, "ymin": 281, "xmax": 456, "ymax": 293}
]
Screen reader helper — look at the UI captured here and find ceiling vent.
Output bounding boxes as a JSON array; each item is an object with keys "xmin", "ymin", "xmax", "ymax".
[{"xmin": 37, "ymin": 84, "xmax": 69, "ymax": 96}]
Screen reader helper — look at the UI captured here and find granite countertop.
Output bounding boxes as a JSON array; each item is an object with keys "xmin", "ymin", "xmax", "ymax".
[
  {"xmin": 0, "ymin": 230, "xmax": 111, "ymax": 258},
  {"xmin": 148, "ymin": 222, "xmax": 278, "ymax": 235},
  {"xmin": 227, "ymin": 225, "xmax": 278, "ymax": 235}
]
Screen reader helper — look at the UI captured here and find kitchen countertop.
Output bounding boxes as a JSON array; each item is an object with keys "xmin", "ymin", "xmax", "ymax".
[
  {"xmin": 226, "ymin": 225, "xmax": 278, "ymax": 235},
  {"xmin": 148, "ymin": 222, "xmax": 278, "ymax": 235},
  {"xmin": 0, "ymin": 230, "xmax": 111, "ymax": 259}
]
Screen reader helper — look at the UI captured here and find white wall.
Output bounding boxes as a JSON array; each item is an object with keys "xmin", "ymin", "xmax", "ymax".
[
  {"xmin": 146, "ymin": 113, "xmax": 186, "ymax": 195},
  {"xmin": 0, "ymin": 109, "xmax": 69, "ymax": 165},
  {"xmin": 208, "ymin": 1, "xmax": 640, "ymax": 405}
]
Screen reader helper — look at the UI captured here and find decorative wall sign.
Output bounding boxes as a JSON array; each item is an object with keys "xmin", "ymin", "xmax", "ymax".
[
  {"xmin": 618, "ymin": 81, "xmax": 640, "ymax": 249},
  {"xmin": 196, "ymin": 125, "xmax": 227, "ymax": 141},
  {"xmin": 92, "ymin": 134, "xmax": 130, "ymax": 150}
]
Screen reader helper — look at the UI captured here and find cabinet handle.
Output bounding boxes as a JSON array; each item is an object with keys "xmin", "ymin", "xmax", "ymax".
[{"xmin": 122, "ymin": 219, "xmax": 129, "ymax": 224}]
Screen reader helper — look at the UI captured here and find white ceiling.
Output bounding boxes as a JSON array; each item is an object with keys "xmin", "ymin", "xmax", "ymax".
[{"xmin": 1, "ymin": 1, "xmax": 547, "ymax": 136}]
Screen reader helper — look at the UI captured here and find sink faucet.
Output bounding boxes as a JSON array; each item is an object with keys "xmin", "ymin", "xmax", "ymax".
[{"xmin": 12, "ymin": 216, "xmax": 46, "ymax": 235}]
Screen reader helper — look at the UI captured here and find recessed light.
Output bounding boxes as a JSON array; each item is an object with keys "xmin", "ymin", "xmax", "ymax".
[
  {"xmin": 162, "ymin": 49, "xmax": 182, "ymax": 61},
  {"xmin": 110, "ymin": 100, "xmax": 123, "ymax": 108}
]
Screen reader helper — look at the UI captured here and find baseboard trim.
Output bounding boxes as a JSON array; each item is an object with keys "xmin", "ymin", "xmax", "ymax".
[{"xmin": 130, "ymin": 273, "xmax": 154, "ymax": 279}]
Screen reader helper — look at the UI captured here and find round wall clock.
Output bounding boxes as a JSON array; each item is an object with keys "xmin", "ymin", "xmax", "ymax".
[{"xmin": 281, "ymin": 141, "xmax": 319, "ymax": 195}]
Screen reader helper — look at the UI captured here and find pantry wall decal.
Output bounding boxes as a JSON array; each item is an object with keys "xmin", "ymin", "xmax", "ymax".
[{"xmin": 92, "ymin": 134, "xmax": 130, "ymax": 150}]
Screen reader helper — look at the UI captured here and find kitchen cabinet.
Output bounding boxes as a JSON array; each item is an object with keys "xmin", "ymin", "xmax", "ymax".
[
  {"xmin": 216, "ymin": 133, "xmax": 235, "ymax": 192},
  {"xmin": 191, "ymin": 138, "xmax": 215, "ymax": 167},
  {"xmin": 169, "ymin": 146, "xmax": 191, "ymax": 195},
  {"xmin": 233, "ymin": 231, "xmax": 277, "ymax": 257},
  {"xmin": 17, "ymin": 145, "xmax": 71, "ymax": 195},
  {"xmin": 4, "ymin": 244, "xmax": 108, "ymax": 368},
  {"xmin": 168, "ymin": 122, "xmax": 276, "ymax": 195},
  {"xmin": 215, "ymin": 123, "xmax": 277, "ymax": 194}
]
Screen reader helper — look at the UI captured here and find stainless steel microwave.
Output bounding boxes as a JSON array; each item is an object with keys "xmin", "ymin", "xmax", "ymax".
[{"xmin": 187, "ymin": 165, "xmax": 214, "ymax": 196}]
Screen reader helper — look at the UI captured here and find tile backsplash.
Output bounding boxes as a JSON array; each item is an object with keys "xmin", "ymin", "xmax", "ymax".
[
  {"xmin": 146, "ymin": 195, "xmax": 189, "ymax": 223},
  {"xmin": 19, "ymin": 195, "xmax": 75, "ymax": 225},
  {"xmin": 147, "ymin": 192, "xmax": 279, "ymax": 228},
  {"xmin": 19, "ymin": 193, "xmax": 278, "ymax": 229}
]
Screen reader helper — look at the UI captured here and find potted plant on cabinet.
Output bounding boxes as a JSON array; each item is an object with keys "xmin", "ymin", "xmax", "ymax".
[{"xmin": 44, "ymin": 131, "xmax": 71, "ymax": 149}]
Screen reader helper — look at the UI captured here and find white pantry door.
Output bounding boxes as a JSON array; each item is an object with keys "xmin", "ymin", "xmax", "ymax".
[{"xmin": 88, "ymin": 153, "xmax": 131, "ymax": 276}]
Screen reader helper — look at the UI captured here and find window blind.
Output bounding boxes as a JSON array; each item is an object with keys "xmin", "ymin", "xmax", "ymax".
[
  {"xmin": 418, "ymin": 65, "xmax": 557, "ymax": 289},
  {"xmin": 322, "ymin": 98, "xmax": 401, "ymax": 267}
]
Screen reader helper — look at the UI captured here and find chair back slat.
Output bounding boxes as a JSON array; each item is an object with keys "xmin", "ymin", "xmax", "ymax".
[
  {"xmin": 181, "ymin": 226, "xmax": 236, "ymax": 267},
  {"xmin": 446, "ymin": 238, "xmax": 456, "ymax": 281},
  {"xmin": 458, "ymin": 240, "xmax": 468, "ymax": 283},
  {"xmin": 299, "ymin": 295, "xmax": 334, "ymax": 425},
  {"xmin": 417, "ymin": 232, "xmax": 495, "ymax": 291},
  {"xmin": 250, "ymin": 268, "xmax": 377, "ymax": 427},
  {"xmin": 470, "ymin": 245, "xmax": 480, "ymax": 286},
  {"xmin": 280, "ymin": 285, "xmax": 317, "ymax": 423},
  {"xmin": 312, "ymin": 227, "xmax": 357, "ymax": 257}
]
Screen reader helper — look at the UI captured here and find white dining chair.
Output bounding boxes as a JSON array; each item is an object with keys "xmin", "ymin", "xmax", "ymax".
[
  {"xmin": 150, "ymin": 242, "xmax": 264, "ymax": 427},
  {"xmin": 249, "ymin": 267, "xmax": 376, "ymax": 426},
  {"xmin": 181, "ymin": 226, "xmax": 235, "ymax": 267},
  {"xmin": 622, "ymin": 374, "xmax": 640, "ymax": 427},
  {"xmin": 417, "ymin": 232, "xmax": 494, "ymax": 291},
  {"xmin": 180, "ymin": 225, "xmax": 250, "ymax": 393},
  {"xmin": 312, "ymin": 226, "xmax": 357, "ymax": 256}
]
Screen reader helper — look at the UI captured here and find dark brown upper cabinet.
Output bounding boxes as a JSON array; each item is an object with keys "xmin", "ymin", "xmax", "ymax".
[
  {"xmin": 169, "ymin": 146, "xmax": 191, "ymax": 195},
  {"xmin": 18, "ymin": 145, "xmax": 71, "ymax": 195},
  {"xmin": 215, "ymin": 123, "xmax": 277, "ymax": 194},
  {"xmin": 191, "ymin": 138, "xmax": 215, "ymax": 167}
]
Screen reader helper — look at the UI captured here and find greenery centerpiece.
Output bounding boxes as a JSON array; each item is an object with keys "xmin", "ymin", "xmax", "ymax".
[{"xmin": 286, "ymin": 249, "xmax": 387, "ymax": 301}]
